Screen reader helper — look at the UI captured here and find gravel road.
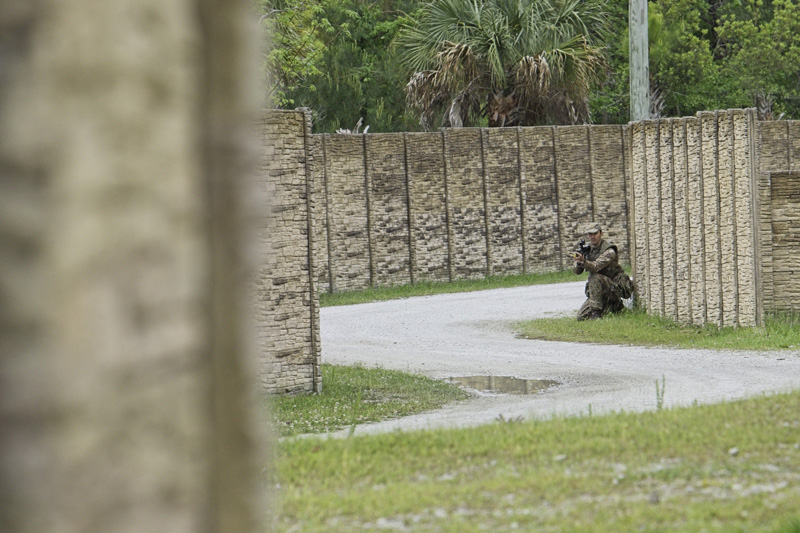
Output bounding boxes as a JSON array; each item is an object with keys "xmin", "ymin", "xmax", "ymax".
[{"xmin": 321, "ymin": 281, "xmax": 800, "ymax": 436}]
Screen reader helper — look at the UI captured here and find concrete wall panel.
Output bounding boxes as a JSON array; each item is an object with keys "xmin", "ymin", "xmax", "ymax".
[
  {"xmin": 630, "ymin": 122, "xmax": 649, "ymax": 306},
  {"xmin": 408, "ymin": 133, "xmax": 449, "ymax": 282},
  {"xmin": 700, "ymin": 112, "xmax": 723, "ymax": 325},
  {"xmin": 658, "ymin": 120, "xmax": 677, "ymax": 320},
  {"xmin": 717, "ymin": 113, "xmax": 738, "ymax": 326},
  {"xmin": 308, "ymin": 134, "xmax": 329, "ymax": 292},
  {"xmin": 445, "ymin": 129, "xmax": 487, "ymax": 279},
  {"xmin": 483, "ymin": 129, "xmax": 523, "ymax": 275},
  {"xmin": 590, "ymin": 125, "xmax": 629, "ymax": 265},
  {"xmin": 555, "ymin": 126, "xmax": 593, "ymax": 253},
  {"xmin": 732, "ymin": 110, "xmax": 758, "ymax": 324},
  {"xmin": 366, "ymin": 134, "xmax": 411, "ymax": 287},
  {"xmin": 672, "ymin": 120, "xmax": 692, "ymax": 323},
  {"xmin": 771, "ymin": 173, "xmax": 800, "ymax": 311},
  {"xmin": 519, "ymin": 127, "xmax": 561, "ymax": 273},
  {"xmin": 759, "ymin": 121, "xmax": 789, "ymax": 173},
  {"xmin": 644, "ymin": 121, "xmax": 664, "ymax": 315},
  {"xmin": 685, "ymin": 118, "xmax": 707, "ymax": 325},
  {"xmin": 324, "ymin": 135, "xmax": 371, "ymax": 291},
  {"xmin": 789, "ymin": 121, "xmax": 800, "ymax": 171}
]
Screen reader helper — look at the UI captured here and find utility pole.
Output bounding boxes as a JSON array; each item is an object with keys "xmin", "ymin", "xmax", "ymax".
[{"xmin": 629, "ymin": 0, "xmax": 650, "ymax": 121}]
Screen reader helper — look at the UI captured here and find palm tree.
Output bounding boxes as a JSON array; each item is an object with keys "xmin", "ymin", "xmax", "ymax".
[{"xmin": 397, "ymin": 0, "xmax": 610, "ymax": 129}]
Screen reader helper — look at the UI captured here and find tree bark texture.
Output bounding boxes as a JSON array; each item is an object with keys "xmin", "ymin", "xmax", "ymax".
[{"xmin": 0, "ymin": 0, "xmax": 267, "ymax": 531}]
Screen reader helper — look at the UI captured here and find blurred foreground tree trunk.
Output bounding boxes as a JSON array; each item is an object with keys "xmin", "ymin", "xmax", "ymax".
[{"xmin": 0, "ymin": 0, "xmax": 268, "ymax": 531}]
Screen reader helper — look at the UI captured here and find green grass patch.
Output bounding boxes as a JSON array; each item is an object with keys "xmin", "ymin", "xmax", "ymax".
[
  {"xmin": 269, "ymin": 364, "xmax": 468, "ymax": 437},
  {"xmin": 516, "ymin": 309, "xmax": 800, "ymax": 351},
  {"xmin": 320, "ymin": 269, "xmax": 582, "ymax": 307},
  {"xmin": 274, "ymin": 391, "xmax": 800, "ymax": 532}
]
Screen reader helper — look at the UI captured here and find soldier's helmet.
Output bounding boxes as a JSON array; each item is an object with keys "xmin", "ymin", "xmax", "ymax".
[{"xmin": 584, "ymin": 222, "xmax": 602, "ymax": 234}]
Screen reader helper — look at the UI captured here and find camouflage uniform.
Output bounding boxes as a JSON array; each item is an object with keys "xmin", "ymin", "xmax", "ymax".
[{"xmin": 573, "ymin": 238, "xmax": 627, "ymax": 320}]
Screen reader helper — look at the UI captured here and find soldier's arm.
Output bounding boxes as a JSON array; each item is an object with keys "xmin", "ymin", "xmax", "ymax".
[
  {"xmin": 583, "ymin": 248, "xmax": 617, "ymax": 273},
  {"xmin": 572, "ymin": 261, "xmax": 584, "ymax": 275}
]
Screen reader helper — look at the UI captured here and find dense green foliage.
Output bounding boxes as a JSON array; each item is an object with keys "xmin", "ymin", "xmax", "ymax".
[
  {"xmin": 395, "ymin": 0, "xmax": 610, "ymax": 128},
  {"xmin": 259, "ymin": 0, "xmax": 800, "ymax": 130},
  {"xmin": 259, "ymin": 0, "xmax": 421, "ymax": 132}
]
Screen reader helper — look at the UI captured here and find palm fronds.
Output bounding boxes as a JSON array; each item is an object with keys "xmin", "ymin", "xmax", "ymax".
[{"xmin": 397, "ymin": 0, "xmax": 610, "ymax": 128}]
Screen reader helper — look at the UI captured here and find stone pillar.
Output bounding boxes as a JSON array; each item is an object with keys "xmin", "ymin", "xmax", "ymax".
[
  {"xmin": 0, "ymin": 0, "xmax": 266, "ymax": 530},
  {"xmin": 258, "ymin": 110, "xmax": 321, "ymax": 395}
]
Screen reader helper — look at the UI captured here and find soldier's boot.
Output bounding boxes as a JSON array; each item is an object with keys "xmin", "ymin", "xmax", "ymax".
[
  {"xmin": 608, "ymin": 299, "xmax": 624, "ymax": 314},
  {"xmin": 578, "ymin": 308, "xmax": 603, "ymax": 321}
]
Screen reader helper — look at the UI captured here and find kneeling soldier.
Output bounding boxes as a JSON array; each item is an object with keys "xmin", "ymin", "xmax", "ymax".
[{"xmin": 572, "ymin": 222, "xmax": 632, "ymax": 320}]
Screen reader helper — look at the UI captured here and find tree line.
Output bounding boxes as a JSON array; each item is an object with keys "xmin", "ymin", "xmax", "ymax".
[{"xmin": 258, "ymin": 0, "xmax": 800, "ymax": 132}]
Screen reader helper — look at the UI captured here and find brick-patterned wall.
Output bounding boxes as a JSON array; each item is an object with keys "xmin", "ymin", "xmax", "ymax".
[
  {"xmin": 445, "ymin": 129, "xmax": 487, "ymax": 280},
  {"xmin": 555, "ymin": 126, "xmax": 594, "ymax": 262},
  {"xmin": 269, "ymin": 109, "xmax": 800, "ymax": 336},
  {"xmin": 519, "ymin": 128, "xmax": 561, "ymax": 273},
  {"xmin": 308, "ymin": 134, "xmax": 329, "ymax": 291},
  {"xmin": 366, "ymin": 134, "xmax": 412, "ymax": 287},
  {"xmin": 408, "ymin": 133, "xmax": 450, "ymax": 282},
  {"xmin": 768, "ymin": 173, "xmax": 800, "ymax": 312},
  {"xmin": 629, "ymin": 109, "xmax": 761, "ymax": 327},
  {"xmin": 591, "ymin": 125, "xmax": 630, "ymax": 266},
  {"xmin": 254, "ymin": 110, "xmax": 800, "ymax": 403},
  {"xmin": 314, "ymin": 124, "xmax": 630, "ymax": 292},
  {"xmin": 484, "ymin": 128, "xmax": 524, "ymax": 276},
  {"xmin": 323, "ymin": 134, "xmax": 371, "ymax": 292},
  {"xmin": 756, "ymin": 120, "xmax": 800, "ymax": 312},
  {"xmin": 258, "ymin": 110, "xmax": 320, "ymax": 394}
]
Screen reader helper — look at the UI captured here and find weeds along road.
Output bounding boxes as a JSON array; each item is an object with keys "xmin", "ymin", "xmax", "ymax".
[{"xmin": 320, "ymin": 281, "xmax": 800, "ymax": 436}]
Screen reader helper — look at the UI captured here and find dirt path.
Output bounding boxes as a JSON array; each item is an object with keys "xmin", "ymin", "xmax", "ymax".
[{"xmin": 321, "ymin": 281, "xmax": 800, "ymax": 436}]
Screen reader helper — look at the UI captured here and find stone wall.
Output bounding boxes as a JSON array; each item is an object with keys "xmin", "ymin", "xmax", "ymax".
[
  {"xmin": 254, "ymin": 109, "xmax": 800, "ymax": 407},
  {"xmin": 764, "ymin": 172, "xmax": 800, "ymax": 312},
  {"xmin": 367, "ymin": 134, "xmax": 412, "ymax": 286},
  {"xmin": 756, "ymin": 120, "xmax": 800, "ymax": 313},
  {"xmin": 629, "ymin": 110, "xmax": 761, "ymax": 327},
  {"xmin": 258, "ymin": 110, "xmax": 321, "ymax": 394},
  {"xmin": 444, "ymin": 129, "xmax": 488, "ymax": 279},
  {"xmin": 629, "ymin": 109, "xmax": 800, "ymax": 326},
  {"xmin": 312, "ymin": 125, "xmax": 631, "ymax": 292},
  {"xmin": 409, "ymin": 132, "xmax": 451, "ymax": 283},
  {"xmin": 322, "ymin": 135, "xmax": 371, "ymax": 292}
]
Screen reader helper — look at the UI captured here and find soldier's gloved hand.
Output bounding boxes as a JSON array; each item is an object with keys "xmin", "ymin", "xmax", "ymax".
[{"xmin": 574, "ymin": 253, "xmax": 585, "ymax": 265}]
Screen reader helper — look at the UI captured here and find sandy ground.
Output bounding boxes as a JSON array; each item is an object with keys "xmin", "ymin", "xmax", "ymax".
[{"xmin": 321, "ymin": 281, "xmax": 800, "ymax": 436}]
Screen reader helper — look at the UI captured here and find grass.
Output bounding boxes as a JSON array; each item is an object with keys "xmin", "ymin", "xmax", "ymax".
[
  {"xmin": 319, "ymin": 269, "xmax": 581, "ymax": 307},
  {"xmin": 515, "ymin": 309, "xmax": 800, "ymax": 351},
  {"xmin": 269, "ymin": 364, "xmax": 468, "ymax": 437},
  {"xmin": 273, "ymin": 389, "xmax": 800, "ymax": 532},
  {"xmin": 278, "ymin": 276, "xmax": 800, "ymax": 530}
]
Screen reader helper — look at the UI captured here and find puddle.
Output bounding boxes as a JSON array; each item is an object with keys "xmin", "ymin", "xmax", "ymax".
[{"xmin": 446, "ymin": 376, "xmax": 559, "ymax": 395}]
